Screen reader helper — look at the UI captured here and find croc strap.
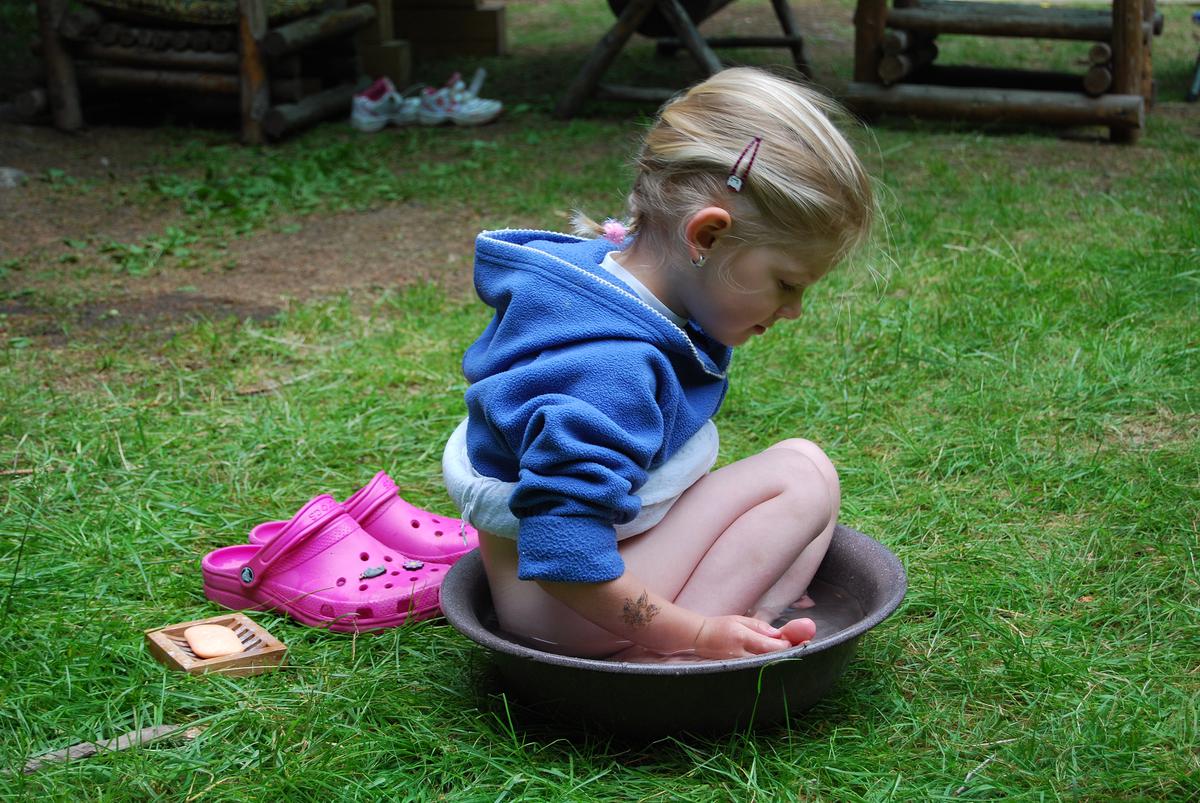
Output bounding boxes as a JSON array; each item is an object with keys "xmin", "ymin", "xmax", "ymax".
[
  {"xmin": 343, "ymin": 471, "xmax": 395, "ymax": 523},
  {"xmin": 240, "ymin": 495, "xmax": 344, "ymax": 589}
]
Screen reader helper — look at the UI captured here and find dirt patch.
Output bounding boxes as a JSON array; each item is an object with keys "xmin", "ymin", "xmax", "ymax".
[{"xmin": 0, "ymin": 113, "xmax": 488, "ymax": 344}]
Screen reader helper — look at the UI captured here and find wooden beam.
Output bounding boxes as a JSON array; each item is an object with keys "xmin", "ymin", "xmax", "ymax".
[
  {"xmin": 886, "ymin": 0, "xmax": 1154, "ymax": 42},
  {"xmin": 843, "ymin": 82, "xmax": 1143, "ymax": 128},
  {"xmin": 74, "ymin": 42, "xmax": 239, "ymax": 72},
  {"xmin": 262, "ymin": 3, "xmax": 376, "ymax": 57},
  {"xmin": 76, "ymin": 63, "xmax": 239, "ymax": 93},
  {"xmin": 263, "ymin": 81, "xmax": 359, "ymax": 138}
]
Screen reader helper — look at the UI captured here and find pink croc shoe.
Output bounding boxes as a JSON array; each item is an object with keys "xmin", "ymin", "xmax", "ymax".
[
  {"xmin": 248, "ymin": 472, "xmax": 477, "ymax": 564},
  {"xmin": 203, "ymin": 495, "xmax": 444, "ymax": 632}
]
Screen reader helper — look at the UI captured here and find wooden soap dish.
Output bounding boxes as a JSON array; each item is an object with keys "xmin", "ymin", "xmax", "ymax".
[{"xmin": 145, "ymin": 613, "xmax": 287, "ymax": 677}]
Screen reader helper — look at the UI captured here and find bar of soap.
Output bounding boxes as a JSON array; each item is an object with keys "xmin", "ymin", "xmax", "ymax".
[{"xmin": 184, "ymin": 624, "xmax": 245, "ymax": 659}]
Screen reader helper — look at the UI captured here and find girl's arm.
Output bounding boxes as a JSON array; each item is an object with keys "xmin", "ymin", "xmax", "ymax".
[{"xmin": 538, "ymin": 572, "xmax": 801, "ymax": 659}]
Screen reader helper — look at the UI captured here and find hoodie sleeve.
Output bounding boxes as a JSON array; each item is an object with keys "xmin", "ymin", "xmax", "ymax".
[{"xmin": 467, "ymin": 341, "xmax": 670, "ymax": 582}]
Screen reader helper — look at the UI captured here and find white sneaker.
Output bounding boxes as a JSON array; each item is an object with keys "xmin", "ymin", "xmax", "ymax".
[
  {"xmin": 417, "ymin": 69, "xmax": 503, "ymax": 127},
  {"xmin": 350, "ymin": 77, "xmax": 422, "ymax": 132}
]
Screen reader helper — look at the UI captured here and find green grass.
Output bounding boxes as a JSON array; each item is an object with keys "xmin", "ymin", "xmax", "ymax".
[{"xmin": 2, "ymin": 0, "xmax": 1199, "ymax": 798}]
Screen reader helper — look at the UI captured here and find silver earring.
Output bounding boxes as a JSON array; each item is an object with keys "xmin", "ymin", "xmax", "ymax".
[{"xmin": 691, "ymin": 254, "xmax": 707, "ymax": 269}]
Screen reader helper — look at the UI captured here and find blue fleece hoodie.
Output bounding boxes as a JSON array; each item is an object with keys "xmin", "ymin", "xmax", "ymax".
[{"xmin": 463, "ymin": 230, "xmax": 732, "ymax": 582}]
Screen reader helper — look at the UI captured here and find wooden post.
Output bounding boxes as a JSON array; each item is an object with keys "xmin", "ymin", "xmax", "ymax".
[
  {"xmin": 238, "ymin": 0, "xmax": 269, "ymax": 144},
  {"xmin": 1110, "ymin": 0, "xmax": 1142, "ymax": 142},
  {"xmin": 35, "ymin": 0, "xmax": 82, "ymax": 131},
  {"xmin": 1139, "ymin": 0, "xmax": 1154, "ymax": 105},
  {"xmin": 853, "ymin": 0, "xmax": 888, "ymax": 83}
]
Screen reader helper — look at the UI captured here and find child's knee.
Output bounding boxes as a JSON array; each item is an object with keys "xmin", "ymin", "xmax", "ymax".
[{"xmin": 765, "ymin": 439, "xmax": 840, "ymax": 514}]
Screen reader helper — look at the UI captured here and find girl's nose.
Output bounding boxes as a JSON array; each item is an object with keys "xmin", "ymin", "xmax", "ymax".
[{"xmin": 777, "ymin": 297, "xmax": 803, "ymax": 320}]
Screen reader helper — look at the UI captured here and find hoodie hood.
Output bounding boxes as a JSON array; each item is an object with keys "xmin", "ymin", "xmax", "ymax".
[{"xmin": 468, "ymin": 229, "xmax": 730, "ymax": 383}]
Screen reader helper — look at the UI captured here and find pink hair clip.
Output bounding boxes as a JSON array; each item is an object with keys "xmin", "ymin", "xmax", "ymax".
[
  {"xmin": 727, "ymin": 136, "xmax": 762, "ymax": 192},
  {"xmin": 602, "ymin": 218, "xmax": 628, "ymax": 244}
]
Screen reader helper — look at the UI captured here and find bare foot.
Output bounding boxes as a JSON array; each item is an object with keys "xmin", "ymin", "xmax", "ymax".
[
  {"xmin": 779, "ymin": 617, "xmax": 816, "ymax": 645},
  {"xmin": 790, "ymin": 593, "xmax": 816, "ymax": 610}
]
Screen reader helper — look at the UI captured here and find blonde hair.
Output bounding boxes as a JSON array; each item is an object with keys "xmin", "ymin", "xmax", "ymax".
[{"xmin": 575, "ymin": 67, "xmax": 874, "ymax": 268}]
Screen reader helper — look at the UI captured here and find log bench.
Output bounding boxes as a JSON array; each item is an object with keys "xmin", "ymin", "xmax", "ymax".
[
  {"xmin": 27, "ymin": 0, "xmax": 376, "ymax": 143},
  {"xmin": 844, "ymin": 0, "xmax": 1162, "ymax": 143}
]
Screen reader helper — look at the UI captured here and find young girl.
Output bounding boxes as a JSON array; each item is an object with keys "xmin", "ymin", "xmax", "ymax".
[{"xmin": 443, "ymin": 67, "xmax": 874, "ymax": 661}]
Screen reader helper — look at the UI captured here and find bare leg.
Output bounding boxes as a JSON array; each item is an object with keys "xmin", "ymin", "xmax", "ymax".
[
  {"xmin": 480, "ymin": 439, "xmax": 840, "ymax": 657},
  {"xmin": 750, "ymin": 439, "xmax": 840, "ymax": 617},
  {"xmin": 622, "ymin": 439, "xmax": 838, "ymax": 619}
]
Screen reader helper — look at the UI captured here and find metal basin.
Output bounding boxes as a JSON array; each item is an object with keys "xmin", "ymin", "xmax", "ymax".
[{"xmin": 441, "ymin": 524, "xmax": 906, "ymax": 737}]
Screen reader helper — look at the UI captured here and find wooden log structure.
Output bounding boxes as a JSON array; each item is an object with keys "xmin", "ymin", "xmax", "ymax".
[
  {"xmin": 844, "ymin": 82, "xmax": 1143, "ymax": 129},
  {"xmin": 32, "ymin": 0, "xmax": 370, "ymax": 142},
  {"xmin": 262, "ymin": 3, "xmax": 376, "ymax": 57}
]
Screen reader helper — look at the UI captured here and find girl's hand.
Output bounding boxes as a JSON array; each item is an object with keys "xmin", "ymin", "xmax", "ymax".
[{"xmin": 693, "ymin": 615, "xmax": 816, "ymax": 660}]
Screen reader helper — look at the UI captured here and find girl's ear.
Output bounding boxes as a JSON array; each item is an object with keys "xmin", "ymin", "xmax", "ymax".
[{"xmin": 684, "ymin": 207, "xmax": 732, "ymax": 257}]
